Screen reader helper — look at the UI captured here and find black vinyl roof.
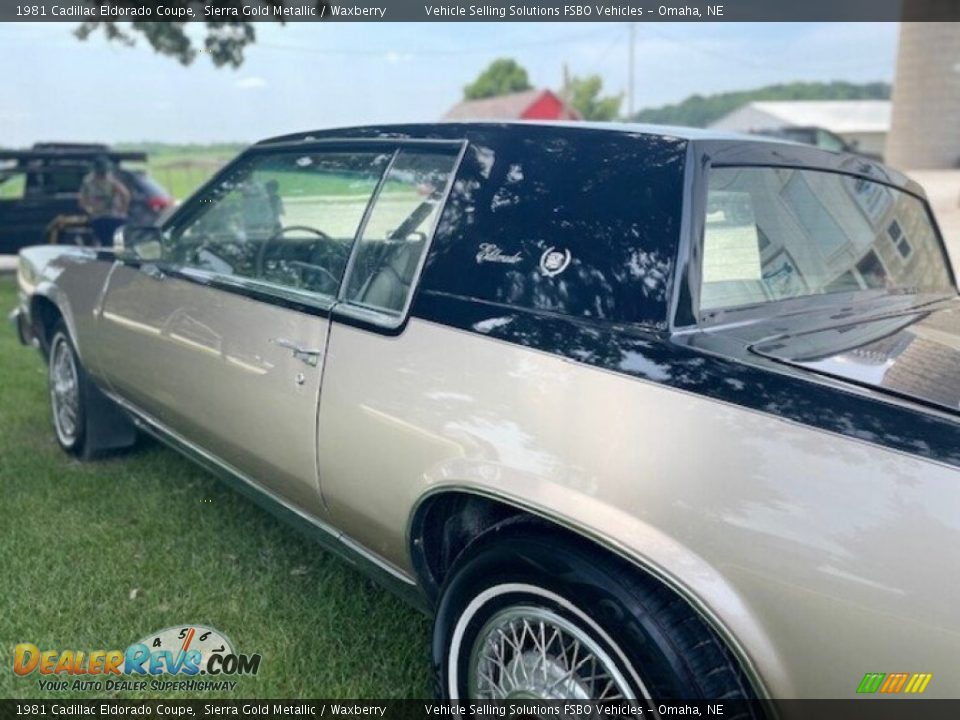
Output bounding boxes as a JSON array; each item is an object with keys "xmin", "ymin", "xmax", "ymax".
[
  {"xmin": 253, "ymin": 120, "xmax": 915, "ymax": 195},
  {"xmin": 256, "ymin": 120, "xmax": 761, "ymax": 146}
]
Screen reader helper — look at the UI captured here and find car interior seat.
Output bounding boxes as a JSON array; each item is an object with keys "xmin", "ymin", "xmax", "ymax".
[{"xmin": 353, "ymin": 238, "xmax": 426, "ymax": 313}]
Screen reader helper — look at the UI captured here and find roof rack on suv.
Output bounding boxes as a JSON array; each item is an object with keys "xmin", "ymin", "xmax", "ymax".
[
  {"xmin": 32, "ymin": 142, "xmax": 111, "ymax": 152},
  {"xmin": 0, "ymin": 147, "xmax": 148, "ymax": 165}
]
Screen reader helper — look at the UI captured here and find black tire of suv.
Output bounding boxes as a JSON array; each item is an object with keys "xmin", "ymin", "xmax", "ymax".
[
  {"xmin": 47, "ymin": 321, "xmax": 135, "ymax": 460},
  {"xmin": 432, "ymin": 522, "xmax": 760, "ymax": 713}
]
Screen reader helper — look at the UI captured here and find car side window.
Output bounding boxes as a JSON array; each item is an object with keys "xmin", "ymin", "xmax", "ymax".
[
  {"xmin": 0, "ymin": 171, "xmax": 26, "ymax": 201},
  {"xmin": 816, "ymin": 130, "xmax": 847, "ymax": 153},
  {"xmin": 38, "ymin": 168, "xmax": 87, "ymax": 196},
  {"xmin": 165, "ymin": 150, "xmax": 390, "ymax": 301},
  {"xmin": 342, "ymin": 149, "xmax": 459, "ymax": 316}
]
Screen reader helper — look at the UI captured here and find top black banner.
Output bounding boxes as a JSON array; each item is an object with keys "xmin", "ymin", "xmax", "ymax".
[{"xmin": 4, "ymin": 0, "xmax": 960, "ymax": 22}]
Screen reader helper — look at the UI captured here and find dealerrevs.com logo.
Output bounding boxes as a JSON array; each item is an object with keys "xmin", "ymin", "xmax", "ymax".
[{"xmin": 14, "ymin": 625, "xmax": 261, "ymax": 692}]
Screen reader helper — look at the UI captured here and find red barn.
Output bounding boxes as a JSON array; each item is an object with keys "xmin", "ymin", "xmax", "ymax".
[{"xmin": 443, "ymin": 89, "xmax": 581, "ymax": 121}]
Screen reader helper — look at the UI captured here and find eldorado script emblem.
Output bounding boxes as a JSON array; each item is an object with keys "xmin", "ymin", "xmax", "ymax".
[{"xmin": 476, "ymin": 243, "xmax": 522, "ymax": 264}]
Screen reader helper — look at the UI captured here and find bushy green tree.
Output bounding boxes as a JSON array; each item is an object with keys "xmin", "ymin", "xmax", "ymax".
[
  {"xmin": 567, "ymin": 74, "xmax": 623, "ymax": 121},
  {"xmin": 631, "ymin": 81, "xmax": 891, "ymax": 127},
  {"xmin": 464, "ymin": 59, "xmax": 533, "ymax": 100},
  {"xmin": 74, "ymin": 2, "xmax": 331, "ymax": 68}
]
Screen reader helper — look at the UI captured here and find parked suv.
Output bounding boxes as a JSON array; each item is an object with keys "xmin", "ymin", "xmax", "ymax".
[
  {"xmin": 0, "ymin": 143, "xmax": 173, "ymax": 253},
  {"xmin": 11, "ymin": 123, "xmax": 960, "ymax": 704}
]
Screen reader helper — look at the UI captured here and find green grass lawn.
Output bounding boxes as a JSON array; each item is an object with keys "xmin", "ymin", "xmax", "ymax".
[
  {"xmin": 113, "ymin": 143, "xmax": 245, "ymax": 200},
  {"xmin": 0, "ymin": 276, "xmax": 431, "ymax": 699},
  {"xmin": 146, "ymin": 146, "xmax": 241, "ymax": 201}
]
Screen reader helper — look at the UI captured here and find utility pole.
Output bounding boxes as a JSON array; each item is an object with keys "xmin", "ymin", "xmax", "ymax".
[{"xmin": 627, "ymin": 23, "xmax": 636, "ymax": 118}]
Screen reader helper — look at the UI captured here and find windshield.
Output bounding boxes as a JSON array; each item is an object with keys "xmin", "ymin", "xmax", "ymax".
[{"xmin": 699, "ymin": 166, "xmax": 954, "ymax": 314}]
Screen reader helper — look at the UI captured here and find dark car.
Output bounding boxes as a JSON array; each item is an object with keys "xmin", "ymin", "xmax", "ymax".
[
  {"xmin": 749, "ymin": 125, "xmax": 883, "ymax": 161},
  {"xmin": 0, "ymin": 143, "xmax": 173, "ymax": 254}
]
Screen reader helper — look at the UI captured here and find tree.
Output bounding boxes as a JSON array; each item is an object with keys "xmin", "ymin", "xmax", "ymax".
[
  {"xmin": 73, "ymin": 2, "xmax": 330, "ymax": 68},
  {"xmin": 567, "ymin": 74, "xmax": 623, "ymax": 121},
  {"xmin": 631, "ymin": 81, "xmax": 891, "ymax": 128},
  {"xmin": 463, "ymin": 59, "xmax": 532, "ymax": 100}
]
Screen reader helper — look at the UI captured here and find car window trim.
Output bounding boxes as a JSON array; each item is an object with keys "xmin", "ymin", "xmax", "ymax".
[
  {"xmin": 334, "ymin": 147, "xmax": 402, "ymax": 310},
  {"xmin": 333, "ymin": 139, "xmax": 469, "ymax": 332},
  {"xmin": 114, "ymin": 260, "xmax": 339, "ymax": 319},
  {"xmin": 175, "ymin": 265, "xmax": 339, "ymax": 316},
  {"xmin": 130, "ymin": 139, "xmax": 465, "ymax": 317},
  {"xmin": 683, "ymin": 157, "xmax": 959, "ymax": 331}
]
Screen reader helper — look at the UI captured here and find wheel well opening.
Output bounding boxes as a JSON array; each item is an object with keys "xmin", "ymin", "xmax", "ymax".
[
  {"xmin": 411, "ymin": 491, "xmax": 765, "ymax": 702},
  {"xmin": 30, "ymin": 296, "xmax": 63, "ymax": 356},
  {"xmin": 411, "ymin": 492, "xmax": 633, "ymax": 606},
  {"xmin": 410, "ymin": 492, "xmax": 522, "ymax": 604}
]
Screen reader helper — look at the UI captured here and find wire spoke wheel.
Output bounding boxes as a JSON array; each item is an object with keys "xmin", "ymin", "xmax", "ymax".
[
  {"xmin": 50, "ymin": 335, "xmax": 81, "ymax": 446},
  {"xmin": 468, "ymin": 606, "xmax": 634, "ymax": 701}
]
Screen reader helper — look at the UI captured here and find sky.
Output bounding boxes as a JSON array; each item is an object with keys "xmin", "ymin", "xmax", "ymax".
[{"xmin": 0, "ymin": 21, "xmax": 899, "ymax": 146}]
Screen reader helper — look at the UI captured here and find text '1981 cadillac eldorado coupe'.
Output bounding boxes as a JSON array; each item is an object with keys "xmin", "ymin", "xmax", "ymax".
[{"xmin": 11, "ymin": 123, "xmax": 960, "ymax": 707}]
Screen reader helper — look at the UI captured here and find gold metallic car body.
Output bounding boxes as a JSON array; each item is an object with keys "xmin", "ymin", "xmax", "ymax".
[{"xmin": 13, "ymin": 124, "xmax": 960, "ymax": 700}]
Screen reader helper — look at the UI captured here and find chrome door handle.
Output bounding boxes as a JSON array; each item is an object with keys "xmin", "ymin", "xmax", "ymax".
[{"xmin": 271, "ymin": 337, "xmax": 322, "ymax": 366}]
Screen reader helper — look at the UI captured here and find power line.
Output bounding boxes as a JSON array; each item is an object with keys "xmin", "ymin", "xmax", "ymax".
[
  {"xmin": 639, "ymin": 24, "xmax": 892, "ymax": 72},
  {"xmin": 639, "ymin": 24, "xmax": 769, "ymax": 69}
]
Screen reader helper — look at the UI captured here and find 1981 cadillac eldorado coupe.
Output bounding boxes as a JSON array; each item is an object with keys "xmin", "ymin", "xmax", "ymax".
[{"xmin": 11, "ymin": 123, "xmax": 960, "ymax": 704}]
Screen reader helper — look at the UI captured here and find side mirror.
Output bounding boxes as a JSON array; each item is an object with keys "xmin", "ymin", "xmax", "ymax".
[{"xmin": 114, "ymin": 225, "xmax": 163, "ymax": 262}]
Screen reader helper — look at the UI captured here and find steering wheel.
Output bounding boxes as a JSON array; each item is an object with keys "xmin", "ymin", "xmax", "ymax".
[{"xmin": 255, "ymin": 225, "xmax": 341, "ymax": 291}]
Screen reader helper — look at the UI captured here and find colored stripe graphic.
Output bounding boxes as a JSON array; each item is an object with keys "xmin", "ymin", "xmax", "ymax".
[
  {"xmin": 880, "ymin": 673, "xmax": 909, "ymax": 693},
  {"xmin": 904, "ymin": 673, "xmax": 933, "ymax": 694},
  {"xmin": 857, "ymin": 673, "xmax": 885, "ymax": 694},
  {"xmin": 857, "ymin": 672, "xmax": 932, "ymax": 694}
]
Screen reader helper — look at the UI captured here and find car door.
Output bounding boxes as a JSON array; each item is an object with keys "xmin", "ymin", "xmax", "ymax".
[
  {"xmin": 313, "ymin": 143, "xmax": 465, "ymax": 564},
  {"xmin": 0, "ymin": 166, "xmax": 86, "ymax": 251},
  {"xmin": 94, "ymin": 144, "xmax": 393, "ymax": 517},
  {"xmin": 36, "ymin": 164, "xmax": 91, "ymax": 228}
]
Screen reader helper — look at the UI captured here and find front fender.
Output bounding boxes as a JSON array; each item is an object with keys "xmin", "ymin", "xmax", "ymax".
[{"xmin": 17, "ymin": 246, "xmax": 116, "ymax": 373}]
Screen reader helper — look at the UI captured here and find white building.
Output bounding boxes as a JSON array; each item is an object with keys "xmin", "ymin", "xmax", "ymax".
[{"xmin": 709, "ymin": 100, "xmax": 891, "ymax": 158}]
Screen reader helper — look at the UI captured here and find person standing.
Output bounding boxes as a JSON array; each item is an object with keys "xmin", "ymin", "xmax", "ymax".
[{"xmin": 78, "ymin": 155, "xmax": 130, "ymax": 246}]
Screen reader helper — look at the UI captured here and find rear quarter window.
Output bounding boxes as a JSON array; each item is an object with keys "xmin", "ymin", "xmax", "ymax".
[
  {"xmin": 700, "ymin": 166, "xmax": 953, "ymax": 313},
  {"xmin": 418, "ymin": 130, "xmax": 687, "ymax": 328},
  {"xmin": 28, "ymin": 167, "xmax": 87, "ymax": 196}
]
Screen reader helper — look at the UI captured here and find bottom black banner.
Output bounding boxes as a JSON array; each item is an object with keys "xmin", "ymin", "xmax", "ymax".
[{"xmin": 2, "ymin": 700, "xmax": 960, "ymax": 720}]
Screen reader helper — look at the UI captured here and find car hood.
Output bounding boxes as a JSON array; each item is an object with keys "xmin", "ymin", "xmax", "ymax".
[{"xmin": 750, "ymin": 302, "xmax": 960, "ymax": 415}]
